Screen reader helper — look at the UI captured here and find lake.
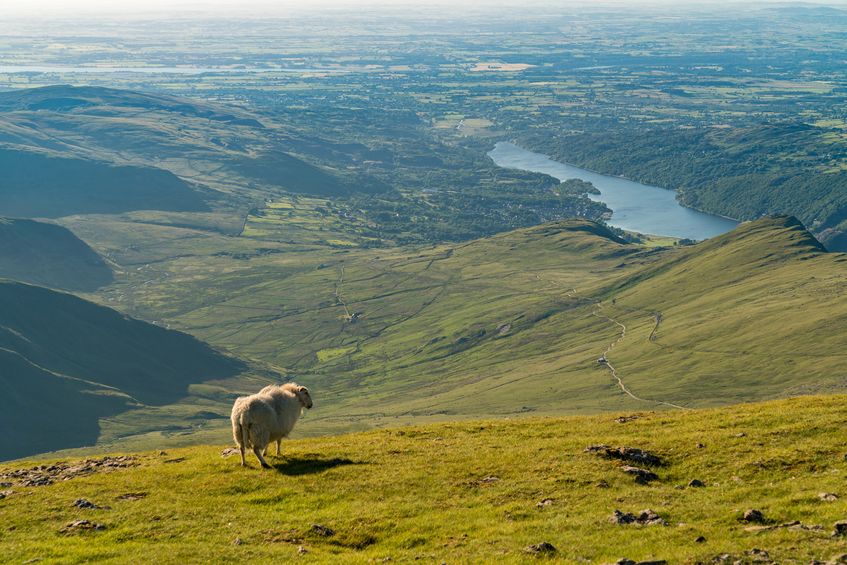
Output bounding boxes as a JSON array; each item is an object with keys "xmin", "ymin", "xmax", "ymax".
[{"xmin": 488, "ymin": 141, "xmax": 738, "ymax": 240}]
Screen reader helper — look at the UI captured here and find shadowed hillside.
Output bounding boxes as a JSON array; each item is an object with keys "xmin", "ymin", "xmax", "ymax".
[
  {"xmin": 0, "ymin": 148, "xmax": 209, "ymax": 217},
  {"xmin": 0, "ymin": 217, "xmax": 113, "ymax": 291},
  {"xmin": 0, "ymin": 281, "xmax": 247, "ymax": 460}
]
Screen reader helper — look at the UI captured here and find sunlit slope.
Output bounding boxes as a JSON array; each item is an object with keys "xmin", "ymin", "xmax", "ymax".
[
  {"xmin": 0, "ymin": 281, "xmax": 249, "ymax": 460},
  {"xmin": 2, "ymin": 395, "xmax": 847, "ymax": 563},
  {"xmin": 0, "ymin": 217, "xmax": 112, "ymax": 292},
  {"xmin": 597, "ymin": 215, "xmax": 847, "ymax": 407},
  {"xmin": 83, "ymin": 216, "xmax": 847, "ymax": 448}
]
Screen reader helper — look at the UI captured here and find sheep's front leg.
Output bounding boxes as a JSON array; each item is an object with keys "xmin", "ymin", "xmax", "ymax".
[
  {"xmin": 276, "ymin": 440, "xmax": 281, "ymax": 456},
  {"xmin": 239, "ymin": 445, "xmax": 246, "ymax": 467}
]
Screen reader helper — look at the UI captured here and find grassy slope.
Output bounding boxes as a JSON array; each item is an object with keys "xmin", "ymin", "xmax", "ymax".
[
  {"xmin": 0, "ymin": 217, "xmax": 113, "ymax": 292},
  {"xmin": 2, "ymin": 395, "xmax": 846, "ymax": 563},
  {"xmin": 0, "ymin": 85, "xmax": 378, "ymax": 203},
  {"xmin": 67, "ymin": 215, "xmax": 847, "ymax": 454}
]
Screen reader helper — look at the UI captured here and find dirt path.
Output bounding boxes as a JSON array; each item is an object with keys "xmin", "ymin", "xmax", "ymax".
[
  {"xmin": 592, "ymin": 304, "xmax": 687, "ymax": 410},
  {"xmin": 335, "ymin": 264, "xmax": 352, "ymax": 320}
]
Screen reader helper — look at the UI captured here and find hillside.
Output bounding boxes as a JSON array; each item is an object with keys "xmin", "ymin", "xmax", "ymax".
[
  {"xmin": 0, "ymin": 85, "xmax": 384, "ymax": 203},
  {"xmin": 0, "ymin": 281, "xmax": 252, "ymax": 460},
  {"xmin": 0, "ymin": 217, "xmax": 112, "ymax": 292},
  {"xmin": 68, "ymin": 215, "xmax": 847, "ymax": 453},
  {"xmin": 1, "ymin": 395, "xmax": 846, "ymax": 563},
  {"xmin": 0, "ymin": 148, "xmax": 209, "ymax": 218}
]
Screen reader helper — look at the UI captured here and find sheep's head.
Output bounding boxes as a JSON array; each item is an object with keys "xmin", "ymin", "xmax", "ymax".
[{"xmin": 295, "ymin": 386, "xmax": 313, "ymax": 409}]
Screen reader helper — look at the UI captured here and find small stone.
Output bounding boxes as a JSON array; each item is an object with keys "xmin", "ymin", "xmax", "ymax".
[
  {"xmin": 688, "ymin": 479, "xmax": 705, "ymax": 488},
  {"xmin": 60, "ymin": 519, "xmax": 106, "ymax": 534},
  {"xmin": 744, "ymin": 548, "xmax": 770, "ymax": 562},
  {"xmin": 616, "ymin": 560, "xmax": 636, "ymax": 565},
  {"xmin": 827, "ymin": 554, "xmax": 847, "ymax": 564},
  {"xmin": 733, "ymin": 432, "xmax": 747, "ymax": 438},
  {"xmin": 220, "ymin": 448, "xmax": 239, "ymax": 458},
  {"xmin": 621, "ymin": 465, "xmax": 658, "ymax": 484},
  {"xmin": 233, "ymin": 538, "xmax": 244, "ymax": 545},
  {"xmin": 694, "ymin": 536, "xmax": 706, "ymax": 543},
  {"xmin": 833, "ymin": 521, "xmax": 847, "ymax": 537},
  {"xmin": 0, "ymin": 482, "xmax": 12, "ymax": 488},
  {"xmin": 742, "ymin": 509, "xmax": 765, "ymax": 523},
  {"xmin": 479, "ymin": 476, "xmax": 500, "ymax": 484},
  {"xmin": 819, "ymin": 492, "xmax": 839, "ymax": 502},
  {"xmin": 73, "ymin": 499, "xmax": 99, "ymax": 509},
  {"xmin": 612, "ymin": 509, "xmax": 666, "ymax": 526},
  {"xmin": 298, "ymin": 545, "xmax": 308, "ymax": 555},
  {"xmin": 536, "ymin": 498, "xmax": 554, "ymax": 508},
  {"xmin": 696, "ymin": 443, "xmax": 705, "ymax": 449},
  {"xmin": 596, "ymin": 479, "xmax": 610, "ymax": 489},
  {"xmin": 311, "ymin": 524, "xmax": 335, "ymax": 537},
  {"xmin": 525, "ymin": 541, "xmax": 556, "ymax": 554}
]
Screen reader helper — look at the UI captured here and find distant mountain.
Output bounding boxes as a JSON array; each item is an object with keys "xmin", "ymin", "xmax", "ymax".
[
  {"xmin": 0, "ymin": 217, "xmax": 112, "ymax": 292},
  {"xmin": 0, "ymin": 281, "xmax": 246, "ymax": 460}
]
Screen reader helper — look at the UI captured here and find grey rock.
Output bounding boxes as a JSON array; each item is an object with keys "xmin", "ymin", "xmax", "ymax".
[
  {"xmin": 585, "ymin": 445, "xmax": 662, "ymax": 466},
  {"xmin": 525, "ymin": 541, "xmax": 557, "ymax": 554},
  {"xmin": 742, "ymin": 509, "xmax": 765, "ymax": 523},
  {"xmin": 621, "ymin": 466, "xmax": 658, "ymax": 484},
  {"xmin": 60, "ymin": 519, "xmax": 106, "ymax": 534},
  {"xmin": 311, "ymin": 524, "xmax": 335, "ymax": 537},
  {"xmin": 612, "ymin": 509, "xmax": 666, "ymax": 526},
  {"xmin": 73, "ymin": 498, "xmax": 100, "ymax": 509},
  {"xmin": 688, "ymin": 479, "xmax": 705, "ymax": 488}
]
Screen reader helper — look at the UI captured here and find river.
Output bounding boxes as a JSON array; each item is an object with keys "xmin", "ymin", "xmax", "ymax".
[{"xmin": 488, "ymin": 141, "xmax": 738, "ymax": 240}]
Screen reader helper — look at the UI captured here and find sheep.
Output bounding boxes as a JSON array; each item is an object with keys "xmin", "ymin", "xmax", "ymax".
[{"xmin": 230, "ymin": 382, "xmax": 314, "ymax": 468}]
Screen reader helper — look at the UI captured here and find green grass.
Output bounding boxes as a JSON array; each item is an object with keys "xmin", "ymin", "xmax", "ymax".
[
  {"xmin": 54, "ymin": 215, "xmax": 847, "ymax": 455},
  {"xmin": 2, "ymin": 395, "xmax": 847, "ymax": 563}
]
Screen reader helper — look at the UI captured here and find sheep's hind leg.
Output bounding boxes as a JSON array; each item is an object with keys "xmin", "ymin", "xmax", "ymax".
[
  {"xmin": 253, "ymin": 447, "xmax": 272, "ymax": 469},
  {"xmin": 239, "ymin": 445, "xmax": 247, "ymax": 467},
  {"xmin": 276, "ymin": 440, "xmax": 281, "ymax": 456}
]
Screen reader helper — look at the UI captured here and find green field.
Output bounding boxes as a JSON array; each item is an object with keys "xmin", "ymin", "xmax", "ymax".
[{"xmin": 2, "ymin": 395, "xmax": 846, "ymax": 563}]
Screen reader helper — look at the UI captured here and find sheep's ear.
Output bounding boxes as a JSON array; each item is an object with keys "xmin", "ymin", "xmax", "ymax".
[{"xmin": 298, "ymin": 386, "xmax": 309, "ymax": 394}]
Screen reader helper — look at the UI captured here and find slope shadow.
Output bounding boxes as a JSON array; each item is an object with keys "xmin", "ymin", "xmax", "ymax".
[{"xmin": 272, "ymin": 456, "xmax": 358, "ymax": 476}]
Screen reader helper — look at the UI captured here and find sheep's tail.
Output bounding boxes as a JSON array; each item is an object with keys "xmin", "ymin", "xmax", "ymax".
[{"xmin": 238, "ymin": 413, "xmax": 251, "ymax": 449}]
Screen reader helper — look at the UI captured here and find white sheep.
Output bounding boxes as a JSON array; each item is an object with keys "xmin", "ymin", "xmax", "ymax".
[{"xmin": 230, "ymin": 382, "xmax": 313, "ymax": 468}]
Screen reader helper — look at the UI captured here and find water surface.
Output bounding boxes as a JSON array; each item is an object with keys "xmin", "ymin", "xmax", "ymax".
[{"xmin": 488, "ymin": 141, "xmax": 738, "ymax": 239}]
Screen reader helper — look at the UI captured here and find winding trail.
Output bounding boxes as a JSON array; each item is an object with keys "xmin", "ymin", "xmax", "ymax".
[
  {"xmin": 335, "ymin": 264, "xmax": 352, "ymax": 320},
  {"xmin": 592, "ymin": 303, "xmax": 688, "ymax": 410}
]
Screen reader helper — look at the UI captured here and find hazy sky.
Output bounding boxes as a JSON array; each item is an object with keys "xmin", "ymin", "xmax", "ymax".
[{"xmin": 4, "ymin": 0, "xmax": 844, "ymax": 17}]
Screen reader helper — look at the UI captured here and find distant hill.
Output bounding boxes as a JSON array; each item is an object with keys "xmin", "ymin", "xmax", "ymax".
[
  {"xmin": 0, "ymin": 217, "xmax": 112, "ymax": 292},
  {"xmin": 0, "ymin": 281, "xmax": 247, "ymax": 460},
  {"xmin": 0, "ymin": 85, "xmax": 387, "ymax": 202}
]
